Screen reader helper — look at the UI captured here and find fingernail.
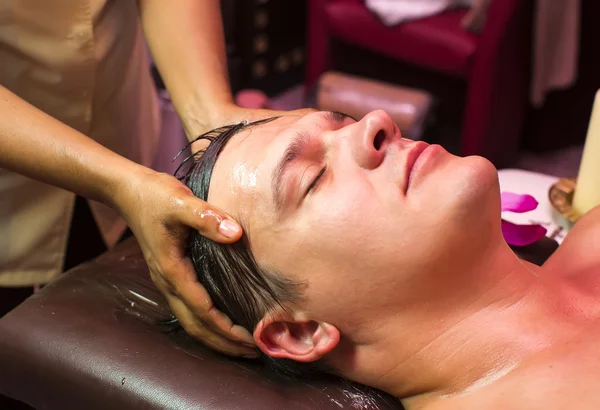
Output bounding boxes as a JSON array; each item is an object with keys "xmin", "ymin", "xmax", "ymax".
[{"xmin": 218, "ymin": 219, "xmax": 241, "ymax": 238}]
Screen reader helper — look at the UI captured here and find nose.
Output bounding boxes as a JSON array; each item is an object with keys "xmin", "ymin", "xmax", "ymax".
[{"xmin": 351, "ymin": 110, "xmax": 398, "ymax": 169}]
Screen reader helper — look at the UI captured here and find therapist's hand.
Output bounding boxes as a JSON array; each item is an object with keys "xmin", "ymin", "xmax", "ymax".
[
  {"xmin": 115, "ymin": 167, "xmax": 258, "ymax": 357},
  {"xmin": 215, "ymin": 104, "xmax": 315, "ymax": 130},
  {"xmin": 188, "ymin": 104, "xmax": 315, "ymax": 153}
]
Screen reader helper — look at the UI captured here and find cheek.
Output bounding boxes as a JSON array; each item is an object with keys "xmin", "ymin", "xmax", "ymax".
[
  {"xmin": 302, "ymin": 177, "xmax": 418, "ymax": 260},
  {"xmin": 288, "ymin": 182, "xmax": 400, "ymax": 297},
  {"xmin": 307, "ymin": 180, "xmax": 382, "ymax": 244},
  {"xmin": 262, "ymin": 182, "xmax": 379, "ymax": 271}
]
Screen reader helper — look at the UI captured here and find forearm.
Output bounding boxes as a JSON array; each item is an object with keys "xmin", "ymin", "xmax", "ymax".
[
  {"xmin": 0, "ymin": 85, "xmax": 147, "ymax": 208},
  {"xmin": 139, "ymin": 0, "xmax": 234, "ymax": 139}
]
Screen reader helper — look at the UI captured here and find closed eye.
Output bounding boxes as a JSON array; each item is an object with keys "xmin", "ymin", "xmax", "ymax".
[{"xmin": 305, "ymin": 167, "xmax": 326, "ymax": 196}]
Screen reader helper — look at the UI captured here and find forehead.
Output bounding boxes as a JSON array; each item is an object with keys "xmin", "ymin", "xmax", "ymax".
[{"xmin": 206, "ymin": 114, "xmax": 305, "ymax": 224}]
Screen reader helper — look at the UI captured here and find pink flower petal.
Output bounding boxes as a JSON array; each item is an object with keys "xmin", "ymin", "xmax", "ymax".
[
  {"xmin": 501, "ymin": 192, "xmax": 539, "ymax": 213},
  {"xmin": 501, "ymin": 220, "xmax": 547, "ymax": 246}
]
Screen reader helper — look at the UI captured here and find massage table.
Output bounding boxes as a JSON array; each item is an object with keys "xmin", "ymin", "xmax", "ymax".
[{"xmin": 0, "ymin": 169, "xmax": 564, "ymax": 410}]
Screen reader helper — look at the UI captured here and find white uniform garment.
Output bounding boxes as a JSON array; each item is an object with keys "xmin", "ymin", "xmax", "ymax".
[{"xmin": 0, "ymin": 0, "xmax": 160, "ymax": 286}]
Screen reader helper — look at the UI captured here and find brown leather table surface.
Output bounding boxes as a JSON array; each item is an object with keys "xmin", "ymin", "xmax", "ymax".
[{"xmin": 0, "ymin": 238, "xmax": 402, "ymax": 410}]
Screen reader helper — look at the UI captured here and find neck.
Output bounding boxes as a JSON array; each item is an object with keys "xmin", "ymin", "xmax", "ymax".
[{"xmin": 331, "ymin": 239, "xmax": 575, "ymax": 408}]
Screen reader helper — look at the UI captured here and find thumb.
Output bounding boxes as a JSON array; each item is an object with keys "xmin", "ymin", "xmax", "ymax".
[{"xmin": 179, "ymin": 196, "xmax": 243, "ymax": 243}]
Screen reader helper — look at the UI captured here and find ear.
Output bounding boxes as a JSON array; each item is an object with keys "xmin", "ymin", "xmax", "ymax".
[{"xmin": 254, "ymin": 313, "xmax": 340, "ymax": 363}]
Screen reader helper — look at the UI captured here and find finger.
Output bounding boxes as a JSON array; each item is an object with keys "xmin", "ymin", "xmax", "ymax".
[
  {"xmin": 167, "ymin": 294, "xmax": 259, "ymax": 358},
  {"xmin": 179, "ymin": 196, "xmax": 243, "ymax": 243},
  {"xmin": 169, "ymin": 258, "xmax": 255, "ymax": 345}
]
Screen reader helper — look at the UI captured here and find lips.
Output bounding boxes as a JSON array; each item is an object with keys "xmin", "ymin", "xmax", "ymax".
[{"xmin": 404, "ymin": 142, "xmax": 430, "ymax": 193}]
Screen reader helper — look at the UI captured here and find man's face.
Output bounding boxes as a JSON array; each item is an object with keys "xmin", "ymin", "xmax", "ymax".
[{"xmin": 208, "ymin": 110, "xmax": 499, "ymax": 337}]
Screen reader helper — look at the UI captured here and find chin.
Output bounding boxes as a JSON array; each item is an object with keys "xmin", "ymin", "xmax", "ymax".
[
  {"xmin": 454, "ymin": 155, "xmax": 500, "ymax": 218},
  {"xmin": 424, "ymin": 155, "xmax": 500, "ymax": 259},
  {"xmin": 434, "ymin": 155, "xmax": 500, "ymax": 221},
  {"xmin": 461, "ymin": 155, "xmax": 498, "ymax": 185},
  {"xmin": 411, "ymin": 151, "xmax": 499, "ymax": 219}
]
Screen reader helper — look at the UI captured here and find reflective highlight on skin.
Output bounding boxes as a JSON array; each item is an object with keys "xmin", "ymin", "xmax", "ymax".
[{"xmin": 199, "ymin": 209, "xmax": 223, "ymax": 224}]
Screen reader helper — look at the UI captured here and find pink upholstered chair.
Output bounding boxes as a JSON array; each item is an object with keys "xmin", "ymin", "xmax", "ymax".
[{"xmin": 306, "ymin": 0, "xmax": 533, "ymax": 166}]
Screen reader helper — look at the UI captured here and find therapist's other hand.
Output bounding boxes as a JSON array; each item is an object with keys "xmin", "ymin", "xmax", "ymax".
[
  {"xmin": 115, "ymin": 167, "xmax": 258, "ymax": 358},
  {"xmin": 189, "ymin": 104, "xmax": 315, "ymax": 153},
  {"xmin": 219, "ymin": 105, "xmax": 314, "ymax": 124}
]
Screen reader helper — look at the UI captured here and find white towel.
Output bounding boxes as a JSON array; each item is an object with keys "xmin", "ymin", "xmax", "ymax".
[{"xmin": 365, "ymin": 0, "xmax": 475, "ymax": 26}]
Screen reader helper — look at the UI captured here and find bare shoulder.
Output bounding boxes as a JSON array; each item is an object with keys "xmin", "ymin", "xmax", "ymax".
[{"xmin": 544, "ymin": 205, "xmax": 600, "ymax": 273}]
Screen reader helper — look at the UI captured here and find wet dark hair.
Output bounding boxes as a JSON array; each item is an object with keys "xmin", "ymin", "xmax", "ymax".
[{"xmin": 174, "ymin": 119, "xmax": 330, "ymax": 379}]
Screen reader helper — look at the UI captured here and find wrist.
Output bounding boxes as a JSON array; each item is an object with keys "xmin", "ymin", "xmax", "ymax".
[
  {"xmin": 187, "ymin": 104, "xmax": 239, "ymax": 140},
  {"xmin": 174, "ymin": 92, "xmax": 236, "ymax": 141},
  {"xmin": 104, "ymin": 162, "xmax": 155, "ymax": 217}
]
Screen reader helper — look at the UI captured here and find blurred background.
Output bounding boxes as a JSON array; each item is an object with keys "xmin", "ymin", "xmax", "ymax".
[{"xmin": 152, "ymin": 0, "xmax": 597, "ymax": 178}]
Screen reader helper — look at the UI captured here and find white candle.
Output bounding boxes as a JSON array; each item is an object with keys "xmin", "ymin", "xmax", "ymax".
[{"xmin": 573, "ymin": 90, "xmax": 600, "ymax": 216}]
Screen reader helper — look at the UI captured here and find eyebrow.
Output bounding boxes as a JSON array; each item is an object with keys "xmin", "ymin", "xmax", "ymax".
[{"xmin": 271, "ymin": 111, "xmax": 353, "ymax": 212}]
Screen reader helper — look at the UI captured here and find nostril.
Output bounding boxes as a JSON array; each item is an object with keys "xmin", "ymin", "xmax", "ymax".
[{"xmin": 373, "ymin": 130, "xmax": 385, "ymax": 150}]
